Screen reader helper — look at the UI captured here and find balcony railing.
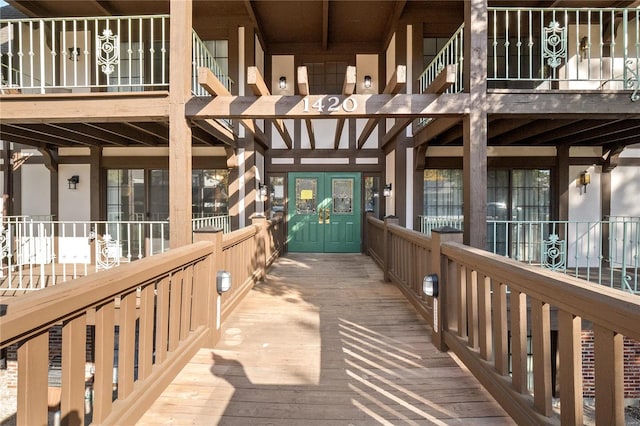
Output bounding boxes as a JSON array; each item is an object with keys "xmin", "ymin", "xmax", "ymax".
[
  {"xmin": 0, "ymin": 214, "xmax": 231, "ymax": 290},
  {"xmin": 487, "ymin": 7, "xmax": 640, "ymax": 100},
  {"xmin": 418, "ymin": 23, "xmax": 465, "ymax": 96},
  {"xmin": 419, "ymin": 215, "xmax": 640, "ymax": 293},
  {"xmin": 0, "ymin": 15, "xmax": 232, "ymax": 96}
]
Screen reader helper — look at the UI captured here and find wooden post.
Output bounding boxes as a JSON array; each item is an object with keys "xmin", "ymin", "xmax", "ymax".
[
  {"xmin": 463, "ymin": 0, "xmax": 488, "ymax": 249},
  {"xmin": 430, "ymin": 227, "xmax": 463, "ymax": 351},
  {"xmin": 193, "ymin": 227, "xmax": 223, "ymax": 347},
  {"xmin": 169, "ymin": 0, "xmax": 193, "ymax": 247},
  {"xmin": 251, "ymin": 215, "xmax": 267, "ymax": 280},
  {"xmin": 383, "ymin": 216, "xmax": 400, "ymax": 282}
]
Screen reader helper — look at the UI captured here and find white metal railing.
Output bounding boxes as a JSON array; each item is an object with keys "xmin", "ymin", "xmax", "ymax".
[
  {"xmin": 0, "ymin": 15, "xmax": 170, "ymax": 93},
  {"xmin": 418, "ymin": 23, "xmax": 465, "ymax": 96},
  {"xmin": 192, "ymin": 214, "xmax": 231, "ymax": 234},
  {"xmin": 487, "ymin": 7, "xmax": 640, "ymax": 101},
  {"xmin": 0, "ymin": 215, "xmax": 232, "ymax": 290},
  {"xmin": 419, "ymin": 215, "xmax": 640, "ymax": 293},
  {"xmin": 191, "ymin": 30, "xmax": 233, "ymax": 96}
]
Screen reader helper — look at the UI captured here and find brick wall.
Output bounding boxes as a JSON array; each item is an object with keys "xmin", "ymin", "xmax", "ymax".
[{"xmin": 581, "ymin": 330, "xmax": 640, "ymax": 398}]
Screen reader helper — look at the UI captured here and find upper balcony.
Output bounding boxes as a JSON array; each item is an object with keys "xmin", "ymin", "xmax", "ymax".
[
  {"xmin": 0, "ymin": 14, "xmax": 232, "ymax": 97},
  {"xmin": 418, "ymin": 7, "xmax": 640, "ymax": 101}
]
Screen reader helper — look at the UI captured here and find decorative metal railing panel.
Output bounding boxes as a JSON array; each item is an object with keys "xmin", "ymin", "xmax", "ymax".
[
  {"xmin": 0, "ymin": 214, "xmax": 231, "ymax": 290},
  {"xmin": 487, "ymin": 7, "xmax": 640, "ymax": 101},
  {"xmin": 419, "ymin": 215, "xmax": 640, "ymax": 293}
]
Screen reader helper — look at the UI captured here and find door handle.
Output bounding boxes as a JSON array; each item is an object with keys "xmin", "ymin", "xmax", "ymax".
[
  {"xmin": 324, "ymin": 208, "xmax": 330, "ymax": 224},
  {"xmin": 318, "ymin": 209, "xmax": 324, "ymax": 224}
]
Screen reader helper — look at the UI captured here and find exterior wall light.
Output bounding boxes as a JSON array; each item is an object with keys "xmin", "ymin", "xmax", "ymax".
[
  {"xmin": 364, "ymin": 75, "xmax": 372, "ymax": 89},
  {"xmin": 217, "ymin": 270, "xmax": 231, "ymax": 294},
  {"xmin": 279, "ymin": 76, "xmax": 287, "ymax": 90},
  {"xmin": 67, "ymin": 175, "xmax": 80, "ymax": 190},
  {"xmin": 383, "ymin": 183, "xmax": 392, "ymax": 197},
  {"xmin": 579, "ymin": 170, "xmax": 591, "ymax": 194},
  {"xmin": 259, "ymin": 183, "xmax": 268, "ymax": 197},
  {"xmin": 423, "ymin": 274, "xmax": 439, "ymax": 297}
]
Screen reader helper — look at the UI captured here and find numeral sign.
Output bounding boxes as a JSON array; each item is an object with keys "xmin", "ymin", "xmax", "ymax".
[{"xmin": 302, "ymin": 96, "xmax": 357, "ymax": 113}]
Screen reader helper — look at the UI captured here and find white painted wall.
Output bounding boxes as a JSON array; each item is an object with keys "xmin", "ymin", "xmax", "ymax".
[
  {"xmin": 357, "ymin": 119, "xmax": 378, "ymax": 149},
  {"xmin": 271, "ymin": 55, "xmax": 295, "ymax": 96},
  {"xmin": 58, "ymin": 164, "xmax": 90, "ymax": 221},
  {"xmin": 386, "ymin": 33, "xmax": 396, "ymax": 131},
  {"xmin": 356, "ymin": 54, "xmax": 378, "ymax": 94},
  {"xmin": 611, "ymin": 145, "xmax": 640, "ymax": 218},
  {"xmin": 255, "ymin": 34, "xmax": 265, "ymax": 76},
  {"xmin": 21, "ymin": 163, "xmax": 51, "ymax": 216},
  {"xmin": 568, "ymin": 164, "xmax": 601, "ymax": 267},
  {"xmin": 385, "ymin": 151, "xmax": 395, "ymax": 216},
  {"xmin": 303, "ymin": 120, "xmax": 348, "ymax": 149}
]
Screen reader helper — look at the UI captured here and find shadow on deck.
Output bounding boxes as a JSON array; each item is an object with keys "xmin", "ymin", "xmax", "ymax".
[{"xmin": 138, "ymin": 253, "xmax": 514, "ymax": 425}]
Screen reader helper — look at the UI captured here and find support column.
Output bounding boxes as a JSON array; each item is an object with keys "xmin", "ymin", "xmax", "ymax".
[
  {"xmin": 462, "ymin": 0, "xmax": 488, "ymax": 248},
  {"xmin": 90, "ymin": 146, "xmax": 101, "ymax": 220},
  {"xmin": 557, "ymin": 145, "xmax": 570, "ymax": 221},
  {"xmin": 169, "ymin": 0, "xmax": 193, "ymax": 247}
]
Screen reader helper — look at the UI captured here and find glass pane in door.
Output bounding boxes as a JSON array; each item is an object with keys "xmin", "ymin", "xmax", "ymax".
[
  {"xmin": 295, "ymin": 178, "xmax": 318, "ymax": 214},
  {"xmin": 332, "ymin": 179, "xmax": 353, "ymax": 214}
]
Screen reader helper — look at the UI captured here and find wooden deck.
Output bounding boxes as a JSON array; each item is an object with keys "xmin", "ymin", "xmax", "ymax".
[{"xmin": 138, "ymin": 253, "xmax": 514, "ymax": 425}]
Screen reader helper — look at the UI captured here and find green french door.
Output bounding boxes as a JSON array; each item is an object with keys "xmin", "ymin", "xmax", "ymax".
[{"xmin": 287, "ymin": 172, "xmax": 361, "ymax": 253}]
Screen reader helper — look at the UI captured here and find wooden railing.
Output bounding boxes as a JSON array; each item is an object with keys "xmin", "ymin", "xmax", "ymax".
[
  {"xmin": 0, "ymin": 218, "xmax": 285, "ymax": 425},
  {"xmin": 365, "ymin": 216, "xmax": 640, "ymax": 425}
]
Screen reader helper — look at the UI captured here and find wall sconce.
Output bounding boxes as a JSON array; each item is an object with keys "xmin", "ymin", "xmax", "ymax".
[
  {"xmin": 279, "ymin": 76, "xmax": 287, "ymax": 90},
  {"xmin": 579, "ymin": 170, "xmax": 591, "ymax": 194},
  {"xmin": 216, "ymin": 270, "xmax": 231, "ymax": 293},
  {"xmin": 579, "ymin": 36, "xmax": 589, "ymax": 61},
  {"xmin": 422, "ymin": 274, "xmax": 439, "ymax": 297},
  {"xmin": 67, "ymin": 175, "xmax": 79, "ymax": 190},
  {"xmin": 68, "ymin": 47, "xmax": 81, "ymax": 61},
  {"xmin": 259, "ymin": 183, "xmax": 268, "ymax": 197},
  {"xmin": 383, "ymin": 183, "xmax": 392, "ymax": 197},
  {"xmin": 364, "ymin": 75, "xmax": 372, "ymax": 89}
]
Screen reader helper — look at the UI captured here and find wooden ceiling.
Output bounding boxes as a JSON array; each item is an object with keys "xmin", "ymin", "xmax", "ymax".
[{"xmin": 3, "ymin": 0, "xmax": 640, "ymax": 152}]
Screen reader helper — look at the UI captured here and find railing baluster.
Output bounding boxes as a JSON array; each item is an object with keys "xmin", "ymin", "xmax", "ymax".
[
  {"xmin": 138, "ymin": 283, "xmax": 155, "ymax": 381},
  {"xmin": 594, "ymin": 325, "xmax": 625, "ymax": 424},
  {"xmin": 168, "ymin": 268, "xmax": 183, "ymax": 351},
  {"xmin": 531, "ymin": 297, "xmax": 552, "ymax": 416},
  {"xmin": 93, "ymin": 300, "xmax": 115, "ymax": 423},
  {"xmin": 61, "ymin": 314, "xmax": 87, "ymax": 424},
  {"xmin": 478, "ymin": 274, "xmax": 492, "ymax": 361},
  {"xmin": 510, "ymin": 289, "xmax": 528, "ymax": 391},
  {"xmin": 492, "ymin": 281, "xmax": 509, "ymax": 376},
  {"xmin": 117, "ymin": 289, "xmax": 137, "ymax": 399},
  {"xmin": 558, "ymin": 310, "xmax": 584, "ymax": 425},
  {"xmin": 17, "ymin": 330, "xmax": 49, "ymax": 425}
]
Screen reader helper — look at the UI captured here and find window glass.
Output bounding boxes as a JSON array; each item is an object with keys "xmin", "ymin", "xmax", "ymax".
[
  {"xmin": 423, "ymin": 169, "xmax": 463, "ymax": 218},
  {"xmin": 295, "ymin": 178, "xmax": 317, "ymax": 214},
  {"xmin": 332, "ymin": 178, "xmax": 353, "ymax": 214},
  {"xmin": 192, "ymin": 169, "xmax": 229, "ymax": 217}
]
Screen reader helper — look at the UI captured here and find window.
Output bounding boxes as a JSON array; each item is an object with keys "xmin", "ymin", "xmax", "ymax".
[
  {"xmin": 192, "ymin": 169, "xmax": 229, "ymax": 217},
  {"xmin": 423, "ymin": 169, "xmax": 463, "ymax": 218},
  {"xmin": 423, "ymin": 38, "xmax": 451, "ymax": 69},
  {"xmin": 203, "ymin": 40, "xmax": 229, "ymax": 76},
  {"xmin": 303, "ymin": 61, "xmax": 348, "ymax": 94}
]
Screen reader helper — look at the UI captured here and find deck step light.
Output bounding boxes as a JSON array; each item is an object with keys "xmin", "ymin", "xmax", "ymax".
[
  {"xmin": 423, "ymin": 274, "xmax": 438, "ymax": 297},
  {"xmin": 217, "ymin": 271, "xmax": 231, "ymax": 293}
]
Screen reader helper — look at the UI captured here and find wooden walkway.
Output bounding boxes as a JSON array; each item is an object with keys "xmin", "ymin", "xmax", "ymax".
[{"xmin": 138, "ymin": 253, "xmax": 515, "ymax": 425}]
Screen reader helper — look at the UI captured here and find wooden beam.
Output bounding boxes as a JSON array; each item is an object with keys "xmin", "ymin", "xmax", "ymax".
[
  {"xmin": 243, "ymin": 0, "xmax": 266, "ymax": 53},
  {"xmin": 322, "ymin": 0, "xmax": 329, "ymax": 50},
  {"xmin": 381, "ymin": 118, "xmax": 413, "ymax": 150},
  {"xmin": 423, "ymin": 64, "xmax": 457, "ymax": 94},
  {"xmin": 245, "ymin": 66, "xmax": 292, "ymax": 148},
  {"xmin": 0, "ymin": 127, "xmax": 68, "ymax": 147},
  {"xmin": 497, "ymin": 120, "xmax": 578, "ymax": 146},
  {"xmin": 0, "ymin": 93, "xmax": 170, "ymax": 124},
  {"xmin": 357, "ymin": 65, "xmax": 407, "ymax": 148},
  {"xmin": 8, "ymin": 124, "xmax": 102, "ymax": 147},
  {"xmin": 305, "ymin": 120, "xmax": 315, "ymax": 150},
  {"xmin": 381, "ymin": 0, "xmax": 407, "ymax": 51},
  {"xmin": 198, "ymin": 67, "xmax": 232, "ymax": 97},
  {"xmin": 49, "ymin": 123, "xmax": 132, "ymax": 146},
  {"xmin": 551, "ymin": 120, "xmax": 640, "ymax": 146},
  {"xmin": 187, "ymin": 93, "xmax": 470, "ymax": 120},
  {"xmin": 247, "ymin": 66, "xmax": 270, "ymax": 97},
  {"xmin": 414, "ymin": 118, "xmax": 461, "ymax": 147},
  {"xmin": 124, "ymin": 122, "xmax": 169, "ymax": 142},
  {"xmin": 334, "ymin": 66, "xmax": 357, "ymax": 149},
  {"xmin": 36, "ymin": 147, "xmax": 58, "ymax": 173},
  {"xmin": 192, "ymin": 119, "xmax": 236, "ymax": 147},
  {"xmin": 297, "ymin": 66, "xmax": 310, "ymax": 96},
  {"xmin": 86, "ymin": 123, "xmax": 158, "ymax": 146},
  {"xmin": 488, "ymin": 93, "xmax": 640, "ymax": 118}
]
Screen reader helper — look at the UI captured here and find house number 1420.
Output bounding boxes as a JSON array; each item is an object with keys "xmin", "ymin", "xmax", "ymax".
[{"xmin": 302, "ymin": 96, "xmax": 357, "ymax": 113}]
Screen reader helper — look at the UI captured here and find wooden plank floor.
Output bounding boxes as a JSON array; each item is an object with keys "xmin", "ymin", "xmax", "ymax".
[{"xmin": 138, "ymin": 253, "xmax": 516, "ymax": 425}]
